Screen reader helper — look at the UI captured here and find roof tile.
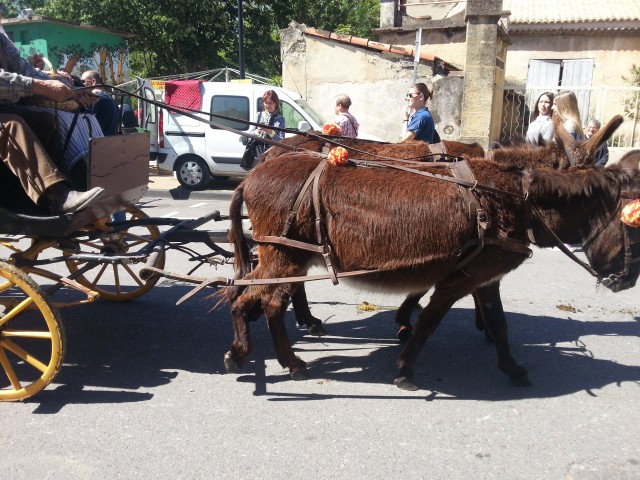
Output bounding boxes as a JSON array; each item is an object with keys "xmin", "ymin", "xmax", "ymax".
[{"xmin": 503, "ymin": 0, "xmax": 640, "ymax": 24}]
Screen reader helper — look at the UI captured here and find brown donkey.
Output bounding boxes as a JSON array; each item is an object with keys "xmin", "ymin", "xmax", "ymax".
[{"xmin": 224, "ymin": 118, "xmax": 640, "ymax": 390}]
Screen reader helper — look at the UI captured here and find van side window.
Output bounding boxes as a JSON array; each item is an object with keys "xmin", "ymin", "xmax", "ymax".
[
  {"xmin": 210, "ymin": 95, "xmax": 250, "ymax": 130},
  {"xmin": 280, "ymin": 101, "xmax": 305, "ymax": 132},
  {"xmin": 143, "ymin": 87, "xmax": 156, "ymax": 124}
]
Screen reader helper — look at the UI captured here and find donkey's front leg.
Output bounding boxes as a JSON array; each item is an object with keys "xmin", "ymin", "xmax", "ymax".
[
  {"xmin": 394, "ymin": 291, "xmax": 425, "ymax": 342},
  {"xmin": 473, "ymin": 282, "xmax": 531, "ymax": 386},
  {"xmin": 264, "ymin": 286, "xmax": 308, "ymax": 380}
]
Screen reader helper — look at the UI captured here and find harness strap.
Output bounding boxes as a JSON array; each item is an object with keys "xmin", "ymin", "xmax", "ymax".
[
  {"xmin": 252, "ymin": 235, "xmax": 324, "ymax": 253},
  {"xmin": 460, "ymin": 237, "xmax": 533, "ymax": 257},
  {"xmin": 281, "ymin": 159, "xmax": 327, "ymax": 237},
  {"xmin": 229, "ymin": 268, "xmax": 377, "ymax": 286},
  {"xmin": 261, "ymin": 159, "xmax": 340, "ymax": 284},
  {"xmin": 449, "ymin": 161, "xmax": 494, "ymax": 269}
]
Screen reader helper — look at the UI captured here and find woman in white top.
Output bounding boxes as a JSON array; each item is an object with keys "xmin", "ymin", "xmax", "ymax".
[{"xmin": 525, "ymin": 91, "xmax": 555, "ymax": 145}]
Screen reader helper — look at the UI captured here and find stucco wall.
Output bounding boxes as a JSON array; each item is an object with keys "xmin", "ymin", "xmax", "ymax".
[
  {"xmin": 376, "ymin": 29, "xmax": 468, "ymax": 70},
  {"xmin": 505, "ymin": 33, "xmax": 640, "ymax": 86},
  {"xmin": 282, "ymin": 24, "xmax": 443, "ymax": 142}
]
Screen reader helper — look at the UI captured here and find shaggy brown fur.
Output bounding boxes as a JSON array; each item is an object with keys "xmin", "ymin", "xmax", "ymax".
[
  {"xmin": 617, "ymin": 149, "xmax": 640, "ymax": 170},
  {"xmin": 263, "ymin": 135, "xmax": 485, "ymax": 338},
  {"xmin": 224, "ymin": 122, "xmax": 640, "ymax": 390}
]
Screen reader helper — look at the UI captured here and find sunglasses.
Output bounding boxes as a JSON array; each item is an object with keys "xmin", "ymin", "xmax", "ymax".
[{"xmin": 406, "ymin": 93, "xmax": 419, "ymax": 99}]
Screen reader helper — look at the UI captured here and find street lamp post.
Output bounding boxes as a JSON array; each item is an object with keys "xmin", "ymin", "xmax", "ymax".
[{"xmin": 238, "ymin": 0, "xmax": 245, "ymax": 79}]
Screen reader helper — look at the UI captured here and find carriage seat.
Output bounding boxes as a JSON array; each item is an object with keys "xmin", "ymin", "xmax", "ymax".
[{"xmin": 0, "ymin": 132, "xmax": 150, "ymax": 237}]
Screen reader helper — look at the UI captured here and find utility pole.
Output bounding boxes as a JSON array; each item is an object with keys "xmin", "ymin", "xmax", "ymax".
[{"xmin": 238, "ymin": 0, "xmax": 245, "ymax": 79}]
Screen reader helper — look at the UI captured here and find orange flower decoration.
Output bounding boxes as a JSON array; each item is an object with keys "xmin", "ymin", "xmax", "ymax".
[
  {"xmin": 322, "ymin": 123, "xmax": 342, "ymax": 135},
  {"xmin": 327, "ymin": 147, "xmax": 349, "ymax": 166},
  {"xmin": 621, "ymin": 199, "xmax": 640, "ymax": 227}
]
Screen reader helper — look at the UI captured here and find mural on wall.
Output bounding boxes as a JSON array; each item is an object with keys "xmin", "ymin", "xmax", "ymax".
[
  {"xmin": 43, "ymin": 41, "xmax": 129, "ymax": 84},
  {"xmin": 5, "ymin": 18, "xmax": 133, "ymax": 86}
]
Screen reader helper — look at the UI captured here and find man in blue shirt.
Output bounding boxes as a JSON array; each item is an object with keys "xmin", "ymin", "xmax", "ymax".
[{"xmin": 81, "ymin": 70, "xmax": 120, "ymax": 136}]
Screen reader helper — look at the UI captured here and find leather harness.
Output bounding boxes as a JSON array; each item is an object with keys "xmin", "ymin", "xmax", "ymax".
[{"xmin": 251, "ymin": 158, "xmax": 533, "ymax": 285}]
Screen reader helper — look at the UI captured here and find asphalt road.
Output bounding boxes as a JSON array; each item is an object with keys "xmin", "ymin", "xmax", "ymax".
[{"xmin": 2, "ymin": 194, "xmax": 640, "ymax": 479}]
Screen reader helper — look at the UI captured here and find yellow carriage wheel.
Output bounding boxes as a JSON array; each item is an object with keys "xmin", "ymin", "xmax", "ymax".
[
  {"xmin": 65, "ymin": 206, "xmax": 166, "ymax": 302},
  {"xmin": 0, "ymin": 261, "xmax": 65, "ymax": 402}
]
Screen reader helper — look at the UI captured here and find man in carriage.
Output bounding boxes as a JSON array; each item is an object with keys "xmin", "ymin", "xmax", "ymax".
[{"xmin": 0, "ymin": 30, "xmax": 105, "ymax": 214}]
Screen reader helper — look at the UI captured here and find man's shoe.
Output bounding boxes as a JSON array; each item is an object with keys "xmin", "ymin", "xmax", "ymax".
[{"xmin": 54, "ymin": 187, "xmax": 106, "ymax": 214}]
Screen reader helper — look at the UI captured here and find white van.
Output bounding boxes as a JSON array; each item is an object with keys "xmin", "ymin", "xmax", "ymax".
[{"xmin": 140, "ymin": 81, "xmax": 330, "ymax": 190}]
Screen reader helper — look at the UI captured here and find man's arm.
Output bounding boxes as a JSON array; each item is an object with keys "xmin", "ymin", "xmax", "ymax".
[
  {"xmin": 32, "ymin": 78, "xmax": 98, "ymax": 107},
  {"xmin": 0, "ymin": 70, "xmax": 32, "ymax": 103}
]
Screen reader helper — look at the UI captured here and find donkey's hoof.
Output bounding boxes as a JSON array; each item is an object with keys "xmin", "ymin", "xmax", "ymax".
[
  {"xmin": 224, "ymin": 351, "xmax": 239, "ymax": 374},
  {"xmin": 509, "ymin": 372, "xmax": 532, "ymax": 387},
  {"xmin": 290, "ymin": 367, "xmax": 309, "ymax": 381},
  {"xmin": 394, "ymin": 376, "xmax": 419, "ymax": 391},
  {"xmin": 307, "ymin": 323, "xmax": 327, "ymax": 337},
  {"xmin": 397, "ymin": 326, "xmax": 413, "ymax": 343}
]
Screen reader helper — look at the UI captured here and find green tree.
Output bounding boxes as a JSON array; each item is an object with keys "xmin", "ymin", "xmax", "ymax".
[
  {"xmin": 273, "ymin": 0, "xmax": 380, "ymax": 38},
  {"xmin": 29, "ymin": 0, "xmax": 380, "ymax": 78},
  {"xmin": 622, "ymin": 64, "xmax": 640, "ymax": 121}
]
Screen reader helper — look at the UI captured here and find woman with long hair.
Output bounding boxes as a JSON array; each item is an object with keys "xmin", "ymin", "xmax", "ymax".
[
  {"xmin": 552, "ymin": 90, "xmax": 584, "ymax": 140},
  {"xmin": 242, "ymin": 89, "xmax": 286, "ymax": 170},
  {"xmin": 525, "ymin": 91, "xmax": 555, "ymax": 145}
]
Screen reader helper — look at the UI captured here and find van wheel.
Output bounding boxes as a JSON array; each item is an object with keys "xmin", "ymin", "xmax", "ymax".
[{"xmin": 176, "ymin": 156, "xmax": 211, "ymax": 190}]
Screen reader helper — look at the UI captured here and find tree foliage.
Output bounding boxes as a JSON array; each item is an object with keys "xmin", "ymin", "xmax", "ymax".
[
  {"xmin": 622, "ymin": 64, "xmax": 640, "ymax": 121},
  {"xmin": 21, "ymin": 0, "xmax": 379, "ymax": 79}
]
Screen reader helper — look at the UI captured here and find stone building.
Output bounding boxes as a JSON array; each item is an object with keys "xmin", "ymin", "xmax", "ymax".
[{"xmin": 282, "ymin": 0, "xmax": 640, "ymax": 152}]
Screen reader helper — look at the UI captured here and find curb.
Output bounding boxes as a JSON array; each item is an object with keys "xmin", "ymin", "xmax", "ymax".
[{"xmin": 143, "ymin": 187, "xmax": 233, "ymax": 201}]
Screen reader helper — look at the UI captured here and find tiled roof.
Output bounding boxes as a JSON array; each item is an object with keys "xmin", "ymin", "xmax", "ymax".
[
  {"xmin": 303, "ymin": 27, "xmax": 461, "ymax": 71},
  {"xmin": 503, "ymin": 0, "xmax": 640, "ymax": 24}
]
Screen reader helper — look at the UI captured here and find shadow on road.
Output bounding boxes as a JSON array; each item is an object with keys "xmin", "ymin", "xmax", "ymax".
[{"xmin": 25, "ymin": 284, "xmax": 640, "ymax": 410}]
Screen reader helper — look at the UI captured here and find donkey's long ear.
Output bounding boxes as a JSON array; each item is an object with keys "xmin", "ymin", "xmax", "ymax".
[
  {"xmin": 581, "ymin": 115, "xmax": 624, "ymax": 166},
  {"xmin": 553, "ymin": 116, "xmax": 575, "ymax": 168}
]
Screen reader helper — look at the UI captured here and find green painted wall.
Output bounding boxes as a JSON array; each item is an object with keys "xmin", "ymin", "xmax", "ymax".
[{"xmin": 2, "ymin": 20, "xmax": 131, "ymax": 84}]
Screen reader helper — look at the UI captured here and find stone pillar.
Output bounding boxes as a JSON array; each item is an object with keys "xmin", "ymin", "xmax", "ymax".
[
  {"xmin": 459, "ymin": 0, "xmax": 505, "ymax": 150},
  {"xmin": 379, "ymin": 0, "xmax": 398, "ymax": 28}
]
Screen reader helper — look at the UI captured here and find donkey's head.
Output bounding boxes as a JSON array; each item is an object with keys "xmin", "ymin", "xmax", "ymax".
[
  {"xmin": 585, "ymin": 170, "xmax": 640, "ymax": 292},
  {"xmin": 529, "ymin": 164, "xmax": 640, "ymax": 292}
]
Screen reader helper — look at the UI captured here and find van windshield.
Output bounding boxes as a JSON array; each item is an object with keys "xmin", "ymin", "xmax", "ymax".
[{"xmin": 295, "ymin": 99, "xmax": 326, "ymax": 126}]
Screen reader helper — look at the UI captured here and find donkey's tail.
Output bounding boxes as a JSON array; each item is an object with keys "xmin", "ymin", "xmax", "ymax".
[{"xmin": 228, "ymin": 184, "xmax": 252, "ymax": 279}]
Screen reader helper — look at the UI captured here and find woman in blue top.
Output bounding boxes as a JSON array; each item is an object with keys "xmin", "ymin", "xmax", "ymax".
[{"xmin": 400, "ymin": 83, "xmax": 435, "ymax": 143}]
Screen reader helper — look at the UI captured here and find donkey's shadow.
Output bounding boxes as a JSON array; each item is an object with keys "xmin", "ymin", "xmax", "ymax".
[{"xmin": 241, "ymin": 305, "xmax": 640, "ymax": 401}]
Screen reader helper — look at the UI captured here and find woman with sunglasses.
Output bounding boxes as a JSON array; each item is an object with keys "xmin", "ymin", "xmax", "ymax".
[{"xmin": 400, "ymin": 83, "xmax": 435, "ymax": 143}]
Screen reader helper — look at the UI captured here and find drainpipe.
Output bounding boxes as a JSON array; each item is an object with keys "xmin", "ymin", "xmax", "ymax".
[{"xmin": 412, "ymin": 28, "xmax": 422, "ymax": 84}]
